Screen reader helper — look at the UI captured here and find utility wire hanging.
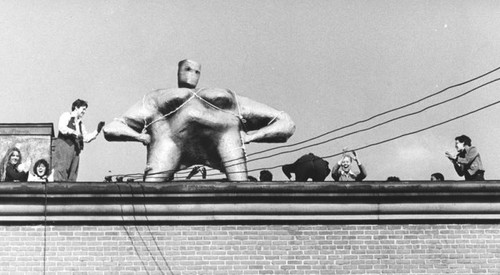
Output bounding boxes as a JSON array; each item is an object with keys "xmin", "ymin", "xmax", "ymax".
[
  {"xmin": 189, "ymin": 67, "xmax": 500, "ymax": 175},
  {"xmin": 244, "ymin": 99, "xmax": 500, "ymax": 174},
  {"xmin": 219, "ymin": 78, "xmax": 500, "ymax": 171},
  {"xmin": 247, "ymin": 65, "xmax": 500, "ymax": 157}
]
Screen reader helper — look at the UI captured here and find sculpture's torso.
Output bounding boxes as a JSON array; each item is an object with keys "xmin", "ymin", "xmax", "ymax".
[{"xmin": 146, "ymin": 88, "xmax": 244, "ymax": 173}]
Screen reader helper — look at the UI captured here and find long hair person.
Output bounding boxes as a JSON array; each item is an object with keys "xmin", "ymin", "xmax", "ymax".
[{"xmin": 0, "ymin": 147, "xmax": 29, "ymax": 182}]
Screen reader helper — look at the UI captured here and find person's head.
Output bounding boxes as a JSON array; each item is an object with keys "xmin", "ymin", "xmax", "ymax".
[
  {"xmin": 340, "ymin": 155, "xmax": 352, "ymax": 171},
  {"xmin": 248, "ymin": 175, "xmax": 258, "ymax": 182},
  {"xmin": 455, "ymin": 135, "xmax": 471, "ymax": 152},
  {"xmin": 177, "ymin": 59, "xmax": 201, "ymax": 89},
  {"xmin": 33, "ymin": 159, "xmax": 50, "ymax": 177},
  {"xmin": 430, "ymin": 172, "xmax": 444, "ymax": 181},
  {"xmin": 386, "ymin": 176, "xmax": 400, "ymax": 182},
  {"xmin": 7, "ymin": 148, "xmax": 22, "ymax": 166},
  {"xmin": 71, "ymin": 99, "xmax": 89, "ymax": 118},
  {"xmin": 259, "ymin": 170, "xmax": 273, "ymax": 181}
]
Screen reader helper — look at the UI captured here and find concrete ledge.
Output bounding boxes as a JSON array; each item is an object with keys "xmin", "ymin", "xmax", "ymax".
[{"xmin": 1, "ymin": 181, "xmax": 500, "ymax": 223}]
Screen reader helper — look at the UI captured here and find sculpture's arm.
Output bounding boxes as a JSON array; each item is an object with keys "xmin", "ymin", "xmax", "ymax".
[
  {"xmin": 103, "ymin": 101, "xmax": 151, "ymax": 145},
  {"xmin": 237, "ymin": 95, "xmax": 295, "ymax": 144}
]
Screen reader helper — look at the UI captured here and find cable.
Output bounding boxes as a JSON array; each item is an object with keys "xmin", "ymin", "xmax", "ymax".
[
  {"xmin": 244, "ymin": 99, "xmax": 500, "ymax": 174},
  {"xmin": 124, "ymin": 183, "xmax": 167, "ymax": 275},
  {"xmin": 207, "ymin": 77, "xmax": 500, "ymax": 173},
  {"xmin": 186, "ymin": 71, "xmax": 500, "ymax": 175},
  {"xmin": 43, "ymin": 182, "xmax": 47, "ymax": 275},
  {"xmin": 247, "ymin": 65, "xmax": 500, "ymax": 157},
  {"xmin": 115, "ymin": 182, "xmax": 151, "ymax": 275},
  {"xmin": 137, "ymin": 183, "xmax": 176, "ymax": 275},
  {"xmin": 238, "ymin": 78, "xmax": 500, "ymax": 167}
]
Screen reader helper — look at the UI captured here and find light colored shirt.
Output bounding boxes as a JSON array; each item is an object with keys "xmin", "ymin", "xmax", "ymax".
[
  {"xmin": 28, "ymin": 170, "xmax": 54, "ymax": 182},
  {"xmin": 455, "ymin": 146, "xmax": 484, "ymax": 176},
  {"xmin": 58, "ymin": 112, "xmax": 98, "ymax": 143},
  {"xmin": 331, "ymin": 163, "xmax": 367, "ymax": 181}
]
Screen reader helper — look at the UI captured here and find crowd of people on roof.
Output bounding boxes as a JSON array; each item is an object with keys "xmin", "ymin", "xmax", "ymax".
[
  {"xmin": 0, "ymin": 105, "xmax": 484, "ymax": 183},
  {"xmin": 249, "ymin": 134, "xmax": 484, "ymax": 182},
  {"xmin": 0, "ymin": 58, "xmax": 485, "ymax": 183},
  {"xmin": 0, "ymin": 99, "xmax": 105, "ymax": 183}
]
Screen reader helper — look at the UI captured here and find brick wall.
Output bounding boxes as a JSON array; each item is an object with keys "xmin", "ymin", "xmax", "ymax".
[{"xmin": 1, "ymin": 224, "xmax": 499, "ymax": 274}]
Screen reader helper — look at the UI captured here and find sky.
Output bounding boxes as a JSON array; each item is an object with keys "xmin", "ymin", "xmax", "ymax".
[{"xmin": 1, "ymin": 0, "xmax": 500, "ymax": 182}]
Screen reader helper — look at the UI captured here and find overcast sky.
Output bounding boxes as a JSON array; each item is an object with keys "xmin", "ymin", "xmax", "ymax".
[{"xmin": 1, "ymin": 0, "xmax": 500, "ymax": 181}]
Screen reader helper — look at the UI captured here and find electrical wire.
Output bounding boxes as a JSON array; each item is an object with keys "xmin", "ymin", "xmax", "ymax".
[
  {"xmin": 244, "ymin": 99, "xmax": 500, "ymax": 174},
  {"xmin": 115, "ymin": 182, "xmax": 151, "ymax": 275},
  {"xmin": 188, "ymin": 77, "xmax": 500, "ymax": 174},
  {"xmin": 43, "ymin": 182, "xmax": 48, "ymax": 275},
  {"xmin": 237, "ymin": 78, "xmax": 500, "ymax": 168},
  {"xmin": 247, "ymin": 65, "xmax": 500, "ymax": 157},
  {"xmin": 125, "ymin": 183, "xmax": 166, "ymax": 275},
  {"xmin": 178, "ymin": 68, "xmax": 500, "ymax": 176}
]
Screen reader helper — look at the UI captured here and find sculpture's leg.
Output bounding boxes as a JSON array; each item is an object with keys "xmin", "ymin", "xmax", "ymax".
[
  {"xmin": 143, "ymin": 139, "xmax": 181, "ymax": 182},
  {"xmin": 218, "ymin": 131, "xmax": 248, "ymax": 181}
]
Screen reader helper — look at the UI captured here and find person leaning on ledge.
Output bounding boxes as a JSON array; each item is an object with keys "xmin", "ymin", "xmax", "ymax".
[{"xmin": 445, "ymin": 134, "xmax": 485, "ymax": 181}]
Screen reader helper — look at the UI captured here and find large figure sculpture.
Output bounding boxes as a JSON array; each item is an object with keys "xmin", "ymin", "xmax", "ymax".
[{"xmin": 103, "ymin": 60, "xmax": 295, "ymax": 181}]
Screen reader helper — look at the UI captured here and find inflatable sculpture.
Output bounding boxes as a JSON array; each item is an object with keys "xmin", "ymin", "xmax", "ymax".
[{"xmin": 103, "ymin": 60, "xmax": 295, "ymax": 181}]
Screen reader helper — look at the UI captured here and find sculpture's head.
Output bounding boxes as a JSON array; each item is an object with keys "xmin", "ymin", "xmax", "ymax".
[{"xmin": 177, "ymin": 59, "xmax": 201, "ymax": 89}]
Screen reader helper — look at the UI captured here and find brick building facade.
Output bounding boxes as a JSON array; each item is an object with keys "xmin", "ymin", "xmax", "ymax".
[{"xmin": 0, "ymin": 181, "xmax": 499, "ymax": 274}]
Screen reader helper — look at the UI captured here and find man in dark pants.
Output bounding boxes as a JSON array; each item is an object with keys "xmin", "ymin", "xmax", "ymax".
[
  {"xmin": 282, "ymin": 153, "xmax": 330, "ymax": 181},
  {"xmin": 53, "ymin": 99, "xmax": 104, "ymax": 181},
  {"xmin": 445, "ymin": 135, "xmax": 485, "ymax": 180}
]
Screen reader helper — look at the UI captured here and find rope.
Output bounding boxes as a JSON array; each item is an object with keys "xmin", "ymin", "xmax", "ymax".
[
  {"xmin": 141, "ymin": 92, "xmax": 198, "ymax": 133},
  {"xmin": 187, "ymin": 89, "xmax": 248, "ymax": 164},
  {"xmin": 137, "ymin": 183, "xmax": 175, "ymax": 274},
  {"xmin": 267, "ymin": 111, "xmax": 284, "ymax": 126},
  {"xmin": 125, "ymin": 182, "xmax": 165, "ymax": 275},
  {"xmin": 111, "ymin": 88, "xmax": 259, "ymax": 180}
]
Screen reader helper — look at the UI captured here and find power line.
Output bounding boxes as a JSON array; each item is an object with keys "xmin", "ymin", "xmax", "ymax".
[
  {"xmin": 239, "ymin": 78, "xmax": 500, "ymax": 167},
  {"xmin": 210, "ymin": 77, "xmax": 500, "ymax": 173},
  {"xmin": 244, "ymin": 99, "xmax": 500, "ymax": 174},
  {"xmin": 247, "ymin": 65, "xmax": 500, "ymax": 157}
]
